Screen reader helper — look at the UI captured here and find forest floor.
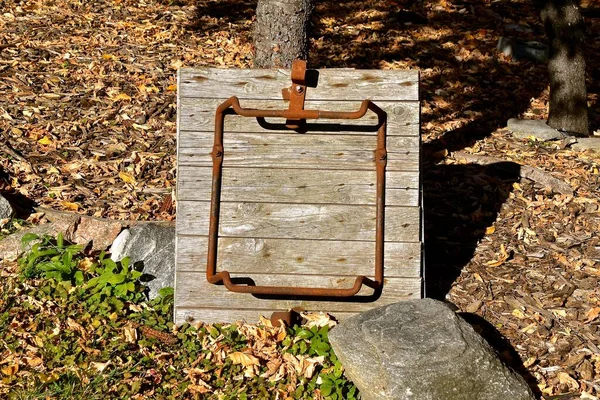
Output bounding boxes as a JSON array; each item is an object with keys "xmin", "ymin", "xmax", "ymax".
[{"xmin": 1, "ymin": 0, "xmax": 600, "ymax": 398}]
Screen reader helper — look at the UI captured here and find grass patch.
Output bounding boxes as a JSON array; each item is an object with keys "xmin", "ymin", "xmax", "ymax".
[{"xmin": 0, "ymin": 234, "xmax": 357, "ymax": 399}]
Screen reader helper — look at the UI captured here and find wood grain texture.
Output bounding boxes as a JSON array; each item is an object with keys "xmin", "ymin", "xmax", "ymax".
[
  {"xmin": 175, "ymin": 271, "xmax": 421, "ymax": 311},
  {"xmin": 179, "ymin": 68, "xmax": 419, "ymax": 101},
  {"xmin": 176, "ymin": 236, "xmax": 421, "ymax": 277},
  {"xmin": 174, "ymin": 308, "xmax": 361, "ymax": 325},
  {"xmin": 176, "ymin": 201, "xmax": 420, "ymax": 242},
  {"xmin": 179, "ymin": 98, "xmax": 419, "ymax": 136},
  {"xmin": 177, "ymin": 133, "xmax": 419, "ymax": 171},
  {"xmin": 175, "ymin": 67, "xmax": 422, "ymax": 324},
  {"xmin": 177, "ymin": 167, "xmax": 419, "ymax": 206}
]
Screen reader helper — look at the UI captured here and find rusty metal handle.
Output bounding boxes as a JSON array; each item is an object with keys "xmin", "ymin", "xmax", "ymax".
[{"xmin": 207, "ymin": 64, "xmax": 387, "ymax": 298}]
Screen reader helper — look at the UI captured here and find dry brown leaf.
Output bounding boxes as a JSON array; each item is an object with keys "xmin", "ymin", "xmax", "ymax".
[
  {"xmin": 228, "ymin": 351, "xmax": 260, "ymax": 367},
  {"xmin": 557, "ymin": 371, "xmax": 579, "ymax": 390}
]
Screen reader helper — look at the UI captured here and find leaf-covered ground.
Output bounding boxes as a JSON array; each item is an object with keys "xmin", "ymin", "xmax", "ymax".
[
  {"xmin": 1, "ymin": 0, "xmax": 600, "ymax": 398},
  {"xmin": 0, "ymin": 236, "xmax": 352, "ymax": 399}
]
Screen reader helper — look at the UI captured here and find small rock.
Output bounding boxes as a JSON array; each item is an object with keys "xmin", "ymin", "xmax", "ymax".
[
  {"xmin": 109, "ymin": 223, "xmax": 175, "ymax": 299},
  {"xmin": 505, "ymin": 24, "xmax": 533, "ymax": 34},
  {"xmin": 507, "ymin": 118, "xmax": 566, "ymax": 141},
  {"xmin": 0, "ymin": 194, "xmax": 14, "ymax": 220},
  {"xmin": 498, "ymin": 37, "xmax": 548, "ymax": 63},
  {"xmin": 570, "ymin": 138, "xmax": 600, "ymax": 152},
  {"xmin": 72, "ymin": 216, "xmax": 123, "ymax": 251},
  {"xmin": 329, "ymin": 299, "xmax": 535, "ymax": 400}
]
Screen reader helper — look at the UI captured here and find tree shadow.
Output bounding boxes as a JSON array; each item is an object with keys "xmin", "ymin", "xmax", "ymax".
[
  {"xmin": 424, "ymin": 162, "xmax": 520, "ymax": 299},
  {"xmin": 459, "ymin": 311, "xmax": 543, "ymax": 398},
  {"xmin": 187, "ymin": 0, "xmax": 256, "ymax": 32}
]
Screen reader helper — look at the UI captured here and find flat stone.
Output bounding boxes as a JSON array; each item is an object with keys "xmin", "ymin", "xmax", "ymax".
[
  {"xmin": 109, "ymin": 222, "xmax": 175, "ymax": 299},
  {"xmin": 507, "ymin": 118, "xmax": 566, "ymax": 141},
  {"xmin": 72, "ymin": 216, "xmax": 123, "ymax": 251},
  {"xmin": 0, "ymin": 194, "xmax": 14, "ymax": 220},
  {"xmin": 497, "ymin": 37, "xmax": 548, "ymax": 63},
  {"xmin": 329, "ymin": 299, "xmax": 534, "ymax": 400},
  {"xmin": 571, "ymin": 138, "xmax": 600, "ymax": 152},
  {"xmin": 0, "ymin": 216, "xmax": 79, "ymax": 261}
]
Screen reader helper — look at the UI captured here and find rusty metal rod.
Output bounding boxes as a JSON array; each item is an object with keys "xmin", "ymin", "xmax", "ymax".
[{"xmin": 206, "ymin": 96, "xmax": 387, "ymax": 297}]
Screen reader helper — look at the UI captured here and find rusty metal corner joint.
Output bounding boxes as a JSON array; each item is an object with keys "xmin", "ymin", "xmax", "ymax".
[{"xmin": 206, "ymin": 60, "xmax": 388, "ymax": 298}]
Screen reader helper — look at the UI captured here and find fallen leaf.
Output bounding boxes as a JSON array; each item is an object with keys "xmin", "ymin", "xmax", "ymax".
[
  {"xmin": 583, "ymin": 307, "xmax": 600, "ymax": 323},
  {"xmin": 38, "ymin": 136, "xmax": 53, "ymax": 145},
  {"xmin": 228, "ymin": 352, "xmax": 259, "ymax": 367},
  {"xmin": 119, "ymin": 171, "xmax": 136, "ymax": 185},
  {"xmin": 61, "ymin": 201, "xmax": 79, "ymax": 211}
]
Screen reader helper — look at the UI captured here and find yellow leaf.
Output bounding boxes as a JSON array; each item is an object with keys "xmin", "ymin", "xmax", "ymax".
[
  {"xmin": 47, "ymin": 166, "xmax": 60, "ymax": 175},
  {"xmin": 485, "ymin": 226, "xmax": 495, "ymax": 235},
  {"xmin": 522, "ymin": 356, "xmax": 537, "ymax": 368},
  {"xmin": 102, "ymin": 53, "xmax": 117, "ymax": 61},
  {"xmin": 61, "ymin": 201, "xmax": 79, "ymax": 211},
  {"xmin": 228, "ymin": 352, "xmax": 259, "ymax": 367},
  {"xmin": 512, "ymin": 308, "xmax": 526, "ymax": 319},
  {"xmin": 111, "ymin": 93, "xmax": 131, "ymax": 101},
  {"xmin": 167, "ymin": 84, "xmax": 177, "ymax": 92},
  {"xmin": 38, "ymin": 136, "xmax": 53, "ymax": 145},
  {"xmin": 1, "ymin": 364, "xmax": 18, "ymax": 376},
  {"xmin": 485, "ymin": 244, "xmax": 509, "ymax": 267},
  {"xmin": 119, "ymin": 171, "xmax": 136, "ymax": 185},
  {"xmin": 39, "ymin": 372, "xmax": 59, "ymax": 383}
]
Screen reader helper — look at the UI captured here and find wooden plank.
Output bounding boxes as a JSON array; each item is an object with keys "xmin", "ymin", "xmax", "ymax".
[
  {"xmin": 177, "ymin": 167, "xmax": 419, "ymax": 206},
  {"xmin": 178, "ymin": 98, "xmax": 419, "ymax": 136},
  {"xmin": 177, "ymin": 133, "xmax": 419, "ymax": 171},
  {"xmin": 176, "ymin": 201, "xmax": 420, "ymax": 242},
  {"xmin": 174, "ymin": 307, "xmax": 361, "ymax": 325},
  {"xmin": 179, "ymin": 68, "xmax": 419, "ymax": 101},
  {"xmin": 176, "ymin": 236, "xmax": 422, "ymax": 277},
  {"xmin": 175, "ymin": 271, "xmax": 421, "ymax": 311}
]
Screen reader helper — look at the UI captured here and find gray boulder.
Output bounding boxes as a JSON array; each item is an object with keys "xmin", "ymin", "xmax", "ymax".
[
  {"xmin": 0, "ymin": 194, "xmax": 14, "ymax": 220},
  {"xmin": 507, "ymin": 118, "xmax": 566, "ymax": 141},
  {"xmin": 109, "ymin": 223, "xmax": 175, "ymax": 300},
  {"xmin": 571, "ymin": 138, "xmax": 600, "ymax": 152},
  {"xmin": 329, "ymin": 299, "xmax": 534, "ymax": 400}
]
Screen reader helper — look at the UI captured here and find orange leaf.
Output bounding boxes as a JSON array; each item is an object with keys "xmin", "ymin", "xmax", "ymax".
[
  {"xmin": 61, "ymin": 201, "xmax": 79, "ymax": 211},
  {"xmin": 584, "ymin": 307, "xmax": 600, "ymax": 323}
]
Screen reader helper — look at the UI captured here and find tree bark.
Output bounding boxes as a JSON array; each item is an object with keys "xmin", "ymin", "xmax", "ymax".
[
  {"xmin": 253, "ymin": 0, "xmax": 314, "ymax": 68},
  {"xmin": 535, "ymin": 0, "xmax": 589, "ymax": 135}
]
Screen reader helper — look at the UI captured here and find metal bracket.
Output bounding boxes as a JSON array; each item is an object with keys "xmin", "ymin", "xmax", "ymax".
[{"xmin": 207, "ymin": 60, "xmax": 388, "ymax": 299}]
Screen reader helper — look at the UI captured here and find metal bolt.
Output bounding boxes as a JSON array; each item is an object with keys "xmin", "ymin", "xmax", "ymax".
[{"xmin": 295, "ymin": 85, "xmax": 304, "ymax": 94}]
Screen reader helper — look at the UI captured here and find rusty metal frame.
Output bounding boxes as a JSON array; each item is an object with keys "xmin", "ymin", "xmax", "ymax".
[{"xmin": 206, "ymin": 60, "xmax": 387, "ymax": 298}]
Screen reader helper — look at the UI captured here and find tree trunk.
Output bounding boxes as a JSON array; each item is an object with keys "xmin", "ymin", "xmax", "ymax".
[
  {"xmin": 535, "ymin": 0, "xmax": 589, "ymax": 135},
  {"xmin": 253, "ymin": 0, "xmax": 314, "ymax": 68}
]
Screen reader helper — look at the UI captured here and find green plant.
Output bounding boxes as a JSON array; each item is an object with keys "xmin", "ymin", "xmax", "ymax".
[
  {"xmin": 18, "ymin": 233, "xmax": 84, "ymax": 283},
  {"xmin": 283, "ymin": 325, "xmax": 358, "ymax": 400}
]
